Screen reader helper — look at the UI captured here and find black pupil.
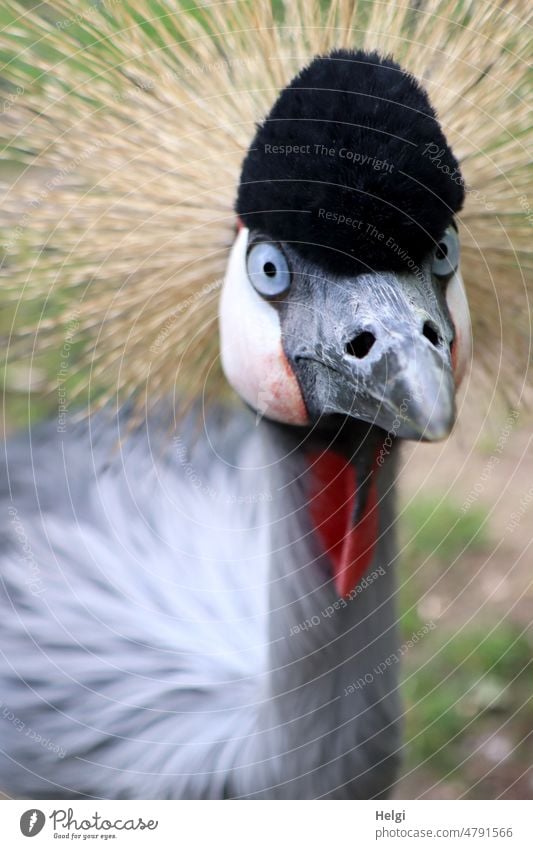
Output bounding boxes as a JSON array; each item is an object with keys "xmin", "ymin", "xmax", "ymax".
[
  {"xmin": 263, "ymin": 261, "xmax": 277, "ymax": 278},
  {"xmin": 436, "ymin": 242, "xmax": 448, "ymax": 261}
]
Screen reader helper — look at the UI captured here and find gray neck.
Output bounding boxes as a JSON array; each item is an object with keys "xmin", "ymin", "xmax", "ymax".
[{"xmin": 231, "ymin": 421, "xmax": 403, "ymax": 799}]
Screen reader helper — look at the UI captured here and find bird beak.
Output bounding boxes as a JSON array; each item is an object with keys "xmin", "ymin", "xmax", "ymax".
[{"xmin": 285, "ymin": 269, "xmax": 456, "ymax": 442}]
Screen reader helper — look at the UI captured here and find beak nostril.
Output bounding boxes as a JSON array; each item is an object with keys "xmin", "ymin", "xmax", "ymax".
[
  {"xmin": 423, "ymin": 321, "xmax": 441, "ymax": 348},
  {"xmin": 345, "ymin": 331, "xmax": 376, "ymax": 359}
]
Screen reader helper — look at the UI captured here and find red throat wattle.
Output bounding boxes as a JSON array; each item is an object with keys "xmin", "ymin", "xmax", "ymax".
[{"xmin": 307, "ymin": 449, "xmax": 380, "ymax": 597}]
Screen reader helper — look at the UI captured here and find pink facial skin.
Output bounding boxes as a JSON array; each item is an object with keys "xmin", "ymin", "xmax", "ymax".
[
  {"xmin": 219, "ymin": 227, "xmax": 309, "ymax": 426},
  {"xmin": 445, "ymin": 268, "xmax": 472, "ymax": 387}
]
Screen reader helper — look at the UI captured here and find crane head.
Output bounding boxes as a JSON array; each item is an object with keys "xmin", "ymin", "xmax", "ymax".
[{"xmin": 220, "ymin": 50, "xmax": 471, "ymax": 440}]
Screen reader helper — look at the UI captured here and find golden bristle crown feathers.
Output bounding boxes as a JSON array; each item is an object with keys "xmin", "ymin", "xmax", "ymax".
[{"xmin": 0, "ymin": 0, "xmax": 531, "ymax": 422}]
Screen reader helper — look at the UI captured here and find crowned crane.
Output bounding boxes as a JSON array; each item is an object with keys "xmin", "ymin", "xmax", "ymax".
[{"xmin": 0, "ymin": 0, "xmax": 530, "ymax": 800}]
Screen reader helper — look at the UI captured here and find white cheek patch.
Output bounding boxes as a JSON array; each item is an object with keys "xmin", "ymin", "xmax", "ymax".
[
  {"xmin": 445, "ymin": 267, "xmax": 472, "ymax": 387},
  {"xmin": 219, "ymin": 228, "xmax": 309, "ymax": 425}
]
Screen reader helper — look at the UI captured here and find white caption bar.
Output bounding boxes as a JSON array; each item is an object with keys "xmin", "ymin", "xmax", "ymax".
[{"xmin": 1, "ymin": 799, "xmax": 531, "ymax": 848}]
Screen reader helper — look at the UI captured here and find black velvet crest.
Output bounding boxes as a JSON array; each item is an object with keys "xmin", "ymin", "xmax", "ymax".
[{"xmin": 236, "ymin": 50, "xmax": 464, "ymax": 276}]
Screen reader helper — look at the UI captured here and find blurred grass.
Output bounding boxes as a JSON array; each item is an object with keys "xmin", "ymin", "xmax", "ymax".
[
  {"xmin": 399, "ymin": 495, "xmax": 489, "ymax": 635},
  {"xmin": 1, "ymin": 284, "xmax": 89, "ymax": 432},
  {"xmin": 403, "ymin": 495, "xmax": 489, "ymax": 563},
  {"xmin": 403, "ymin": 623, "xmax": 532, "ymax": 793},
  {"xmin": 399, "ymin": 493, "xmax": 532, "ymax": 796}
]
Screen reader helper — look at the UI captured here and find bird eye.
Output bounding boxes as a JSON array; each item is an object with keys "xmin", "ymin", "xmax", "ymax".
[
  {"xmin": 431, "ymin": 226, "xmax": 460, "ymax": 278},
  {"xmin": 246, "ymin": 242, "xmax": 291, "ymax": 298}
]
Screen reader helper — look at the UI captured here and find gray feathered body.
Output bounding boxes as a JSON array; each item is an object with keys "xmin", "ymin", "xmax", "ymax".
[{"xmin": 0, "ymin": 405, "xmax": 401, "ymax": 798}]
